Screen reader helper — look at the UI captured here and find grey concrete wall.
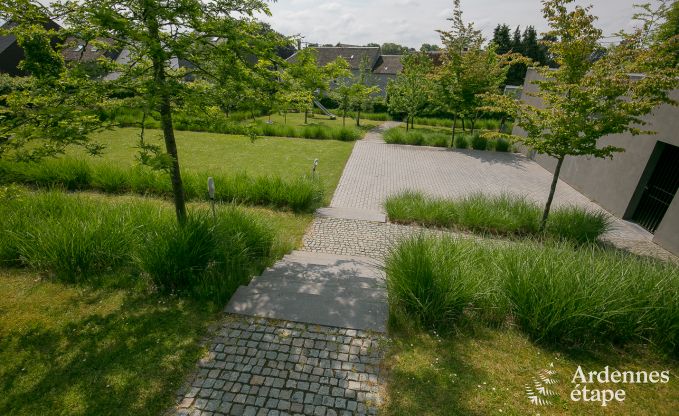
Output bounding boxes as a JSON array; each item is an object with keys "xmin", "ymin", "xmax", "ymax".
[{"xmin": 514, "ymin": 68, "xmax": 679, "ymax": 255}]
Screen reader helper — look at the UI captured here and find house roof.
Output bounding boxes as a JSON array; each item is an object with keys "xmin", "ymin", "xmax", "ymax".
[
  {"xmin": 372, "ymin": 55, "xmax": 403, "ymax": 75},
  {"xmin": 287, "ymin": 46, "xmax": 381, "ymax": 71},
  {"xmin": 0, "ymin": 21, "xmax": 18, "ymax": 54},
  {"xmin": 61, "ymin": 37, "xmax": 122, "ymax": 63}
]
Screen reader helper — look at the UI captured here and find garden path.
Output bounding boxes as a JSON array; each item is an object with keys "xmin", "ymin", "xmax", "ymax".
[{"xmin": 175, "ymin": 122, "xmax": 676, "ymax": 416}]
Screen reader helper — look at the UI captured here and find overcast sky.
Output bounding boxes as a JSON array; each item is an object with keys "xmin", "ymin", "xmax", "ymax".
[{"xmin": 259, "ymin": 0, "xmax": 660, "ymax": 48}]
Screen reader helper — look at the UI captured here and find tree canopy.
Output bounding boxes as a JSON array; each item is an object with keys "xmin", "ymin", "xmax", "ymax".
[{"xmin": 485, "ymin": 0, "xmax": 679, "ymax": 229}]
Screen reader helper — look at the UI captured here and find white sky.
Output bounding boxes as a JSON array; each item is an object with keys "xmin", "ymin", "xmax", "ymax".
[{"xmin": 260, "ymin": 0, "xmax": 661, "ymax": 47}]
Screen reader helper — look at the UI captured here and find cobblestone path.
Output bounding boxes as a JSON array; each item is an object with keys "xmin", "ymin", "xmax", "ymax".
[{"xmin": 175, "ymin": 122, "xmax": 675, "ymax": 415}]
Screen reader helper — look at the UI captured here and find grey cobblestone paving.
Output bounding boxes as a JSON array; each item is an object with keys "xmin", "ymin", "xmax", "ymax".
[
  {"xmin": 329, "ymin": 122, "xmax": 672, "ymax": 259},
  {"xmin": 176, "ymin": 316, "xmax": 385, "ymax": 416},
  {"xmin": 302, "ymin": 216, "xmax": 678, "ymax": 262}
]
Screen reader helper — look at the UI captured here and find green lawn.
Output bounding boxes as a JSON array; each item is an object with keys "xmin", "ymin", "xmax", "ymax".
[
  {"xmin": 76, "ymin": 128, "xmax": 355, "ymax": 202},
  {"xmin": 0, "ymin": 193, "xmax": 311, "ymax": 416},
  {"xmin": 384, "ymin": 325, "xmax": 678, "ymax": 416}
]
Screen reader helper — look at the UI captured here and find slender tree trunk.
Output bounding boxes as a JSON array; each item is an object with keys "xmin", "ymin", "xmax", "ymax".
[
  {"xmin": 342, "ymin": 109, "xmax": 346, "ymax": 127},
  {"xmin": 470, "ymin": 118, "xmax": 475, "ymax": 134},
  {"xmin": 304, "ymin": 109, "xmax": 308, "ymax": 124},
  {"xmin": 405, "ymin": 116, "xmax": 410, "ymax": 132},
  {"xmin": 540, "ymin": 155, "xmax": 565, "ymax": 232},
  {"xmin": 356, "ymin": 109, "xmax": 361, "ymax": 127},
  {"xmin": 499, "ymin": 116, "xmax": 506, "ymax": 133},
  {"xmin": 451, "ymin": 114, "xmax": 457, "ymax": 148},
  {"xmin": 146, "ymin": 4, "xmax": 186, "ymax": 224},
  {"xmin": 462, "ymin": 118, "xmax": 466, "ymax": 132}
]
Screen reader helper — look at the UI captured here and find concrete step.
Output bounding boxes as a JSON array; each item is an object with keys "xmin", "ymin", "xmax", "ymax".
[
  {"xmin": 256, "ymin": 261, "xmax": 384, "ymax": 286},
  {"xmin": 316, "ymin": 207, "xmax": 386, "ymax": 223},
  {"xmin": 225, "ymin": 286, "xmax": 387, "ymax": 332},
  {"xmin": 248, "ymin": 278, "xmax": 387, "ymax": 301},
  {"xmin": 283, "ymin": 250, "xmax": 382, "ymax": 267}
]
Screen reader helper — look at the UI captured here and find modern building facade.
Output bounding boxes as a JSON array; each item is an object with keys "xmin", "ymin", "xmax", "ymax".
[{"xmin": 514, "ymin": 68, "xmax": 679, "ymax": 255}]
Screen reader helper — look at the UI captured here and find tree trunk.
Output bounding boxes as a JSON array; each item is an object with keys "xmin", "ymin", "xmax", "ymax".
[
  {"xmin": 470, "ymin": 118, "xmax": 475, "ymax": 134},
  {"xmin": 405, "ymin": 116, "xmax": 410, "ymax": 132},
  {"xmin": 540, "ymin": 155, "xmax": 565, "ymax": 232},
  {"xmin": 304, "ymin": 109, "xmax": 308, "ymax": 124},
  {"xmin": 499, "ymin": 116, "xmax": 506, "ymax": 133},
  {"xmin": 356, "ymin": 109, "xmax": 361, "ymax": 127},
  {"xmin": 451, "ymin": 114, "xmax": 457, "ymax": 148},
  {"xmin": 342, "ymin": 109, "xmax": 346, "ymax": 127},
  {"xmin": 146, "ymin": 3, "xmax": 186, "ymax": 224},
  {"xmin": 462, "ymin": 118, "xmax": 466, "ymax": 132}
]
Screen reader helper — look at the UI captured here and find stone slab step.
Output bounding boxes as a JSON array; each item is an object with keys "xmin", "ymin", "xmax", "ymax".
[
  {"xmin": 316, "ymin": 207, "xmax": 386, "ymax": 223},
  {"xmin": 254, "ymin": 267, "xmax": 384, "ymax": 290},
  {"xmin": 283, "ymin": 250, "xmax": 383, "ymax": 268},
  {"xmin": 225, "ymin": 286, "xmax": 387, "ymax": 332},
  {"xmin": 247, "ymin": 278, "xmax": 387, "ymax": 301}
]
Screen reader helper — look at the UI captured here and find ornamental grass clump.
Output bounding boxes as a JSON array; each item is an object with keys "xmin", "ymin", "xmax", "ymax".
[
  {"xmin": 0, "ymin": 189, "xmax": 276, "ymax": 302},
  {"xmin": 386, "ymin": 235, "xmax": 679, "ymax": 354},
  {"xmin": 385, "ymin": 191, "xmax": 612, "ymax": 243}
]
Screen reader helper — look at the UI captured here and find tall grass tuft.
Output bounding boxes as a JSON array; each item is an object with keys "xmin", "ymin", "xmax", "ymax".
[
  {"xmin": 0, "ymin": 190, "xmax": 276, "ymax": 302},
  {"xmin": 383, "ymin": 128, "xmax": 449, "ymax": 148},
  {"xmin": 0, "ymin": 159, "xmax": 324, "ymax": 212},
  {"xmin": 139, "ymin": 209, "xmax": 274, "ymax": 303},
  {"xmin": 386, "ymin": 235, "xmax": 679, "ymax": 354},
  {"xmin": 108, "ymin": 108, "xmax": 363, "ymax": 141},
  {"xmin": 385, "ymin": 191, "xmax": 612, "ymax": 243}
]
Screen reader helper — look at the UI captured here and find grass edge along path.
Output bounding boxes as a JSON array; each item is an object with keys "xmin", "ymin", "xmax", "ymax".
[{"xmin": 384, "ymin": 191, "xmax": 611, "ymax": 244}]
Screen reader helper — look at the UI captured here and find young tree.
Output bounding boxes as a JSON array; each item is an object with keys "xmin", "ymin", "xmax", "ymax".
[
  {"xmin": 283, "ymin": 48, "xmax": 349, "ymax": 124},
  {"xmin": 331, "ymin": 82, "xmax": 353, "ymax": 126},
  {"xmin": 37, "ymin": 0, "xmax": 283, "ymax": 223},
  {"xmin": 351, "ymin": 55, "xmax": 380, "ymax": 127},
  {"xmin": 485, "ymin": 0, "xmax": 679, "ymax": 230},
  {"xmin": 434, "ymin": 0, "xmax": 516, "ymax": 144},
  {"xmin": 387, "ymin": 53, "xmax": 433, "ymax": 131}
]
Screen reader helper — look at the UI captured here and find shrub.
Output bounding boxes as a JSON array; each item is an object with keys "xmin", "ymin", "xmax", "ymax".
[
  {"xmin": 493, "ymin": 138, "xmax": 511, "ymax": 152},
  {"xmin": 470, "ymin": 133, "xmax": 488, "ymax": 150},
  {"xmin": 453, "ymin": 135, "xmax": 469, "ymax": 149},
  {"xmin": 386, "ymin": 235, "xmax": 679, "ymax": 354},
  {"xmin": 384, "ymin": 191, "xmax": 612, "ymax": 243}
]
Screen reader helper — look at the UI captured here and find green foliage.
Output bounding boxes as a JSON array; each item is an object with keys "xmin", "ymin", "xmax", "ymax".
[
  {"xmin": 280, "ymin": 48, "xmax": 350, "ymax": 120},
  {"xmin": 433, "ymin": 0, "xmax": 518, "ymax": 137},
  {"xmin": 139, "ymin": 210, "xmax": 274, "ymax": 303},
  {"xmin": 386, "ymin": 235, "xmax": 679, "ymax": 354},
  {"xmin": 0, "ymin": 159, "xmax": 324, "ymax": 212},
  {"xmin": 384, "ymin": 191, "xmax": 611, "ymax": 243},
  {"xmin": 470, "ymin": 133, "xmax": 488, "ymax": 150},
  {"xmin": 453, "ymin": 134, "xmax": 468, "ymax": 149},
  {"xmin": 484, "ymin": 0, "xmax": 679, "ymax": 228},
  {"xmin": 383, "ymin": 128, "xmax": 449, "ymax": 147},
  {"xmin": 492, "ymin": 137, "xmax": 511, "ymax": 152},
  {"xmin": 0, "ymin": 190, "xmax": 276, "ymax": 303},
  {"xmin": 387, "ymin": 53, "xmax": 434, "ymax": 128},
  {"xmin": 386, "ymin": 236, "xmax": 482, "ymax": 329}
]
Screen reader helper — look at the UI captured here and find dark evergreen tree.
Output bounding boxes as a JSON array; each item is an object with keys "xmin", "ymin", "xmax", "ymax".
[{"xmin": 492, "ymin": 24, "xmax": 512, "ymax": 54}]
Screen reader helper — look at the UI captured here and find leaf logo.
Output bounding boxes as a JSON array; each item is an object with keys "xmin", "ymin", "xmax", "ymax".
[{"xmin": 525, "ymin": 363, "xmax": 560, "ymax": 406}]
